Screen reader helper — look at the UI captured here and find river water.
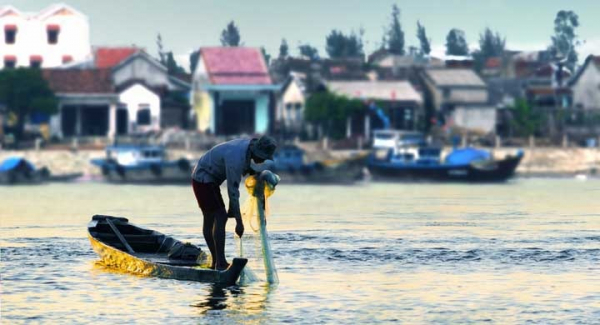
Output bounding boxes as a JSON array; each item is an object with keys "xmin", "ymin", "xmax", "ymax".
[{"xmin": 1, "ymin": 179, "xmax": 599, "ymax": 324}]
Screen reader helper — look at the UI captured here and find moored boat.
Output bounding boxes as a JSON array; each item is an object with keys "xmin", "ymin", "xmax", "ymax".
[
  {"xmin": 273, "ymin": 145, "xmax": 367, "ymax": 184},
  {"xmin": 0, "ymin": 157, "xmax": 82, "ymax": 185},
  {"xmin": 88, "ymin": 215, "xmax": 247, "ymax": 286},
  {"xmin": 90, "ymin": 144, "xmax": 192, "ymax": 183},
  {"xmin": 368, "ymin": 131, "xmax": 524, "ymax": 182}
]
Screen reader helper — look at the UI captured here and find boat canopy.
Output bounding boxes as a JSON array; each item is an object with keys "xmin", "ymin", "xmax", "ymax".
[
  {"xmin": 444, "ymin": 148, "xmax": 491, "ymax": 165},
  {"xmin": 0, "ymin": 157, "xmax": 36, "ymax": 172}
]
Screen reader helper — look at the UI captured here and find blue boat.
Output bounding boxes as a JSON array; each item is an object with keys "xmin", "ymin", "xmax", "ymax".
[
  {"xmin": 91, "ymin": 144, "xmax": 192, "ymax": 183},
  {"xmin": 0, "ymin": 157, "xmax": 83, "ymax": 185},
  {"xmin": 368, "ymin": 131, "xmax": 523, "ymax": 182}
]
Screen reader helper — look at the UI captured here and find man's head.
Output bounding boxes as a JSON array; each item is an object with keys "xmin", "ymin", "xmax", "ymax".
[{"xmin": 250, "ymin": 136, "xmax": 277, "ymax": 163}]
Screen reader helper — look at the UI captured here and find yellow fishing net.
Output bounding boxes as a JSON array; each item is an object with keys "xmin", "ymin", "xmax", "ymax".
[{"xmin": 236, "ymin": 174, "xmax": 279, "ymax": 284}]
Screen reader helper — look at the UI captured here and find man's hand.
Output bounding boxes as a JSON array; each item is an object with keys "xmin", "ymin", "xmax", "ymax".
[{"xmin": 235, "ymin": 219, "xmax": 244, "ymax": 238}]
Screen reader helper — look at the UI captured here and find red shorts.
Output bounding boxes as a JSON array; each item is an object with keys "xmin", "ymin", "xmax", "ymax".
[{"xmin": 192, "ymin": 180, "xmax": 226, "ymax": 215}]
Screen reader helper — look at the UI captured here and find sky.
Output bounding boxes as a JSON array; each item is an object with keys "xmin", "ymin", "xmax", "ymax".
[{"xmin": 9, "ymin": 0, "xmax": 600, "ymax": 71}]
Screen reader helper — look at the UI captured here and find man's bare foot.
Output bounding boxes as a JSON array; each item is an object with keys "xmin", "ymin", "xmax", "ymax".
[{"xmin": 215, "ymin": 262, "xmax": 230, "ymax": 271}]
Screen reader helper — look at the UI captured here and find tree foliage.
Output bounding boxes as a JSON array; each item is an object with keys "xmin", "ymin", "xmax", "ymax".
[
  {"xmin": 298, "ymin": 44, "xmax": 319, "ymax": 60},
  {"xmin": 261, "ymin": 47, "xmax": 271, "ymax": 65},
  {"xmin": 156, "ymin": 33, "xmax": 166, "ymax": 64},
  {"xmin": 416, "ymin": 21, "xmax": 431, "ymax": 57},
  {"xmin": 473, "ymin": 28, "xmax": 506, "ymax": 71},
  {"xmin": 386, "ymin": 4, "xmax": 405, "ymax": 55},
  {"xmin": 549, "ymin": 10, "xmax": 580, "ymax": 72},
  {"xmin": 279, "ymin": 39, "xmax": 289, "ymax": 58},
  {"xmin": 510, "ymin": 99, "xmax": 542, "ymax": 137},
  {"xmin": 189, "ymin": 50, "xmax": 200, "ymax": 74},
  {"xmin": 304, "ymin": 91, "xmax": 364, "ymax": 139},
  {"xmin": 0, "ymin": 68, "xmax": 58, "ymax": 140},
  {"xmin": 445, "ymin": 28, "xmax": 469, "ymax": 56},
  {"xmin": 325, "ymin": 29, "xmax": 364, "ymax": 59},
  {"xmin": 220, "ymin": 21, "xmax": 241, "ymax": 47},
  {"xmin": 165, "ymin": 52, "xmax": 186, "ymax": 75}
]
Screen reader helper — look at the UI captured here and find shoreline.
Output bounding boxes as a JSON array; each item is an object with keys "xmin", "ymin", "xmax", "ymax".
[{"xmin": 1, "ymin": 146, "xmax": 599, "ymax": 178}]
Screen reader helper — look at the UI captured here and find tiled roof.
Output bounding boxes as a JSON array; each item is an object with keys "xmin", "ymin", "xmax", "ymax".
[
  {"xmin": 95, "ymin": 47, "xmax": 139, "ymax": 69},
  {"xmin": 425, "ymin": 69, "xmax": 486, "ymax": 87},
  {"xmin": 485, "ymin": 57, "xmax": 502, "ymax": 69},
  {"xmin": 42, "ymin": 69, "xmax": 114, "ymax": 93},
  {"xmin": 327, "ymin": 81, "xmax": 422, "ymax": 103},
  {"xmin": 201, "ymin": 47, "xmax": 271, "ymax": 85}
]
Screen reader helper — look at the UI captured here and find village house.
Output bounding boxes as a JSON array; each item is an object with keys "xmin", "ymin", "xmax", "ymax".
[
  {"xmin": 191, "ymin": 47, "xmax": 279, "ymax": 135},
  {"xmin": 569, "ymin": 55, "xmax": 600, "ymax": 111},
  {"xmin": 42, "ymin": 48, "xmax": 190, "ymax": 138},
  {"xmin": 327, "ymin": 80, "xmax": 423, "ymax": 138},
  {"xmin": 277, "ymin": 71, "xmax": 307, "ymax": 134},
  {"xmin": 0, "ymin": 4, "xmax": 91, "ymax": 69},
  {"xmin": 421, "ymin": 68, "xmax": 496, "ymax": 134}
]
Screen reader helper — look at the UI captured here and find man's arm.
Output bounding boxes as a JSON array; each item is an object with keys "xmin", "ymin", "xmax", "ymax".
[{"xmin": 225, "ymin": 161, "xmax": 245, "ymax": 237}]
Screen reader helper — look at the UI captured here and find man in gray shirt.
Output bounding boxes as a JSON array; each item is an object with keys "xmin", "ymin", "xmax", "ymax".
[{"xmin": 192, "ymin": 136, "xmax": 277, "ymax": 270}]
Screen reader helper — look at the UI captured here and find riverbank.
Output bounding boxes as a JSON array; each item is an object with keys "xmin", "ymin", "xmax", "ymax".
[{"xmin": 1, "ymin": 146, "xmax": 599, "ymax": 177}]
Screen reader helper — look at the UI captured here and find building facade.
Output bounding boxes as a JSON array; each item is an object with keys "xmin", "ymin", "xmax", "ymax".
[
  {"xmin": 0, "ymin": 4, "xmax": 91, "ymax": 69},
  {"xmin": 191, "ymin": 47, "xmax": 279, "ymax": 135}
]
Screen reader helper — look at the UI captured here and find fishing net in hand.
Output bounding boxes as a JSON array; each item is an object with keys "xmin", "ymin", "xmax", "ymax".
[{"xmin": 236, "ymin": 174, "xmax": 279, "ymax": 285}]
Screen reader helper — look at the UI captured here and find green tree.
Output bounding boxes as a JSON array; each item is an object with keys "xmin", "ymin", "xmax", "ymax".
[
  {"xmin": 473, "ymin": 28, "xmax": 506, "ymax": 71},
  {"xmin": 189, "ymin": 50, "xmax": 200, "ymax": 74},
  {"xmin": 304, "ymin": 91, "xmax": 363, "ymax": 139},
  {"xmin": 165, "ymin": 52, "xmax": 186, "ymax": 75},
  {"xmin": 445, "ymin": 28, "xmax": 469, "ymax": 56},
  {"xmin": 298, "ymin": 44, "xmax": 319, "ymax": 60},
  {"xmin": 156, "ymin": 33, "xmax": 166, "ymax": 64},
  {"xmin": 279, "ymin": 39, "xmax": 289, "ymax": 58},
  {"xmin": 387, "ymin": 4, "xmax": 405, "ymax": 55},
  {"xmin": 0, "ymin": 68, "xmax": 58, "ymax": 141},
  {"xmin": 261, "ymin": 47, "xmax": 271, "ymax": 65},
  {"xmin": 416, "ymin": 21, "xmax": 431, "ymax": 57},
  {"xmin": 510, "ymin": 99, "xmax": 542, "ymax": 137},
  {"xmin": 220, "ymin": 21, "xmax": 241, "ymax": 47},
  {"xmin": 549, "ymin": 10, "xmax": 580, "ymax": 72},
  {"xmin": 325, "ymin": 29, "xmax": 364, "ymax": 59}
]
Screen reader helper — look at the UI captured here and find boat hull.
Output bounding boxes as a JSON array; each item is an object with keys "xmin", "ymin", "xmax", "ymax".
[
  {"xmin": 88, "ymin": 215, "xmax": 246, "ymax": 285},
  {"xmin": 92, "ymin": 159, "xmax": 191, "ymax": 184},
  {"xmin": 368, "ymin": 154, "xmax": 523, "ymax": 182},
  {"xmin": 274, "ymin": 155, "xmax": 367, "ymax": 184}
]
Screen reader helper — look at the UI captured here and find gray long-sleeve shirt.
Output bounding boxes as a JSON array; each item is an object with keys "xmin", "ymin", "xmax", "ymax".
[{"xmin": 192, "ymin": 138, "xmax": 252, "ymax": 219}]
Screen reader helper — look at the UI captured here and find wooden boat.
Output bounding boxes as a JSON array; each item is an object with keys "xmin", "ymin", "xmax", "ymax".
[
  {"xmin": 88, "ymin": 215, "xmax": 247, "ymax": 286},
  {"xmin": 273, "ymin": 145, "xmax": 367, "ymax": 184},
  {"xmin": 0, "ymin": 157, "xmax": 82, "ymax": 185},
  {"xmin": 90, "ymin": 144, "xmax": 192, "ymax": 184}
]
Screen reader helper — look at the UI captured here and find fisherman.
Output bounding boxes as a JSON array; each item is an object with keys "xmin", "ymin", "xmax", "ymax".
[{"xmin": 192, "ymin": 136, "xmax": 277, "ymax": 270}]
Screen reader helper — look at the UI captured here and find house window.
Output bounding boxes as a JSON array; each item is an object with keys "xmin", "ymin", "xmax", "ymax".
[
  {"xmin": 29, "ymin": 55, "xmax": 43, "ymax": 68},
  {"xmin": 47, "ymin": 25, "xmax": 60, "ymax": 44},
  {"xmin": 3, "ymin": 55, "xmax": 16, "ymax": 68},
  {"xmin": 62, "ymin": 55, "xmax": 73, "ymax": 64},
  {"xmin": 137, "ymin": 105, "xmax": 151, "ymax": 125},
  {"xmin": 4, "ymin": 25, "xmax": 17, "ymax": 44}
]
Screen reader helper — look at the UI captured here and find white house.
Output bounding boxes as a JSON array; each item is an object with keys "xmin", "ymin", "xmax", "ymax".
[
  {"xmin": 277, "ymin": 72, "xmax": 307, "ymax": 132},
  {"xmin": 569, "ymin": 55, "xmax": 600, "ymax": 111},
  {"xmin": 117, "ymin": 83, "xmax": 161, "ymax": 134},
  {"xmin": 0, "ymin": 3, "xmax": 91, "ymax": 69}
]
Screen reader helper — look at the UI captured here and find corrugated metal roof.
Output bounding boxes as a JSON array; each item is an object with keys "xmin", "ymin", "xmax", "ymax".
[
  {"xmin": 327, "ymin": 81, "xmax": 422, "ymax": 103},
  {"xmin": 425, "ymin": 69, "xmax": 486, "ymax": 87}
]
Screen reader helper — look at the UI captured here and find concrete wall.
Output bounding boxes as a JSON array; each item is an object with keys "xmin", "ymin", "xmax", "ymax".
[
  {"xmin": 453, "ymin": 106, "xmax": 497, "ymax": 133},
  {"xmin": 572, "ymin": 63, "xmax": 600, "ymax": 110},
  {"xmin": 112, "ymin": 55, "xmax": 169, "ymax": 89},
  {"xmin": 118, "ymin": 84, "xmax": 161, "ymax": 133},
  {"xmin": 0, "ymin": 5, "xmax": 91, "ymax": 69}
]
